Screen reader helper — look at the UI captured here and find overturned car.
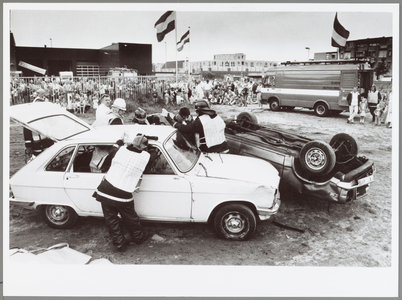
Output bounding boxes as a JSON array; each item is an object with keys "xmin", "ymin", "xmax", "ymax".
[{"xmin": 224, "ymin": 112, "xmax": 375, "ymax": 203}]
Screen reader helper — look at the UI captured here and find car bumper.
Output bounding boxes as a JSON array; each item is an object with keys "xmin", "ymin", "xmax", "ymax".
[
  {"xmin": 257, "ymin": 192, "xmax": 281, "ymax": 221},
  {"xmin": 10, "ymin": 197, "xmax": 35, "ymax": 208}
]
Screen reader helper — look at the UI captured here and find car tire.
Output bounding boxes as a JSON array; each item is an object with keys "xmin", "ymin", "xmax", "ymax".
[
  {"xmin": 314, "ymin": 102, "xmax": 329, "ymax": 117},
  {"xmin": 236, "ymin": 112, "xmax": 259, "ymax": 129},
  {"xmin": 330, "ymin": 133, "xmax": 358, "ymax": 161},
  {"xmin": 299, "ymin": 141, "xmax": 336, "ymax": 176},
  {"xmin": 214, "ymin": 204, "xmax": 256, "ymax": 241},
  {"xmin": 40, "ymin": 205, "xmax": 79, "ymax": 229},
  {"xmin": 269, "ymin": 99, "xmax": 280, "ymax": 111}
]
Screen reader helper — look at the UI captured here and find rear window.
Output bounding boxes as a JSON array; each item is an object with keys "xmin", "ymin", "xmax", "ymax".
[{"xmin": 28, "ymin": 115, "xmax": 90, "ymax": 140}]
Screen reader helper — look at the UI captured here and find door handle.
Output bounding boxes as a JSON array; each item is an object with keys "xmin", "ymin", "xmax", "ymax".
[{"xmin": 65, "ymin": 174, "xmax": 79, "ymax": 179}]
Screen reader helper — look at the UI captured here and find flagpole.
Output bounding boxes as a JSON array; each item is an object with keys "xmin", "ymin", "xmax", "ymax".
[
  {"xmin": 188, "ymin": 27, "xmax": 191, "ymax": 79},
  {"xmin": 175, "ymin": 12, "xmax": 178, "ymax": 83}
]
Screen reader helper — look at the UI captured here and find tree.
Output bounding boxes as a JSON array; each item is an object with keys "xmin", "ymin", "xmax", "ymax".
[{"xmin": 373, "ymin": 58, "xmax": 389, "ymax": 79}]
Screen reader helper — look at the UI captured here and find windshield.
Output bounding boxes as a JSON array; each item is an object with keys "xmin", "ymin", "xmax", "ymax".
[
  {"xmin": 164, "ymin": 131, "xmax": 200, "ymax": 173},
  {"xmin": 28, "ymin": 115, "xmax": 90, "ymax": 140}
]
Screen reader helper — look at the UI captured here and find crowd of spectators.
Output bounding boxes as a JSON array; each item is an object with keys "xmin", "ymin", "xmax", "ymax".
[{"xmin": 9, "ymin": 75, "xmax": 264, "ymax": 110}]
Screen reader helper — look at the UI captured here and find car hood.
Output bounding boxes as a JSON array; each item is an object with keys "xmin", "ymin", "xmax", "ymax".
[
  {"xmin": 9, "ymin": 102, "xmax": 92, "ymax": 142},
  {"xmin": 197, "ymin": 153, "xmax": 280, "ymax": 189}
]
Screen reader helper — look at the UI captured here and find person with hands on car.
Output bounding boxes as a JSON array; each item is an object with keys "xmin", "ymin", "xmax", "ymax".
[
  {"xmin": 93, "ymin": 133, "xmax": 152, "ymax": 252},
  {"xmin": 163, "ymin": 100, "xmax": 228, "ymax": 153}
]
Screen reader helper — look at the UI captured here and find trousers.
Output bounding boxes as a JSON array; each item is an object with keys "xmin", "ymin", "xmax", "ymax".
[{"xmin": 101, "ymin": 201, "xmax": 145, "ymax": 249}]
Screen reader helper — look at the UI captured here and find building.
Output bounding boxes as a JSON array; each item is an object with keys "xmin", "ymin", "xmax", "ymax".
[
  {"xmin": 10, "ymin": 32, "xmax": 153, "ymax": 77},
  {"xmin": 156, "ymin": 53, "xmax": 279, "ymax": 77},
  {"xmin": 313, "ymin": 36, "xmax": 392, "ymax": 76}
]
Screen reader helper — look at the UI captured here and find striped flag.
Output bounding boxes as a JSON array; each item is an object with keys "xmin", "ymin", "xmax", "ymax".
[
  {"xmin": 331, "ymin": 13, "xmax": 350, "ymax": 47},
  {"xmin": 154, "ymin": 11, "xmax": 175, "ymax": 42},
  {"xmin": 177, "ymin": 30, "xmax": 190, "ymax": 52}
]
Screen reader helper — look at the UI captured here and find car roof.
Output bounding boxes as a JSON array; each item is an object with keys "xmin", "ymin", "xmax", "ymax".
[{"xmin": 69, "ymin": 124, "xmax": 176, "ymax": 144}]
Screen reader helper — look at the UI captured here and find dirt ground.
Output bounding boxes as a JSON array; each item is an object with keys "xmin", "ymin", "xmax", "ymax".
[{"xmin": 8, "ymin": 103, "xmax": 394, "ymax": 269}]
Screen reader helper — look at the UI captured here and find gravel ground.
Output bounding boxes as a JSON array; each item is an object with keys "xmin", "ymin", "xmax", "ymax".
[{"xmin": 7, "ymin": 103, "xmax": 397, "ymax": 297}]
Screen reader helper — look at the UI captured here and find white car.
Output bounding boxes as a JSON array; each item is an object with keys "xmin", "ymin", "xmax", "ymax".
[{"xmin": 9, "ymin": 103, "xmax": 281, "ymax": 241}]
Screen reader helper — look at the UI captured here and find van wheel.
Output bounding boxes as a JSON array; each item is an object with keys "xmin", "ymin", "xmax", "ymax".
[
  {"xmin": 269, "ymin": 99, "xmax": 280, "ymax": 111},
  {"xmin": 330, "ymin": 133, "xmax": 358, "ymax": 162},
  {"xmin": 314, "ymin": 103, "xmax": 329, "ymax": 117},
  {"xmin": 300, "ymin": 141, "xmax": 336, "ymax": 176}
]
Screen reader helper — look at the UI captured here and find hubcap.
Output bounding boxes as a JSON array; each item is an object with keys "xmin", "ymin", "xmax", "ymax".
[
  {"xmin": 305, "ymin": 148, "xmax": 326, "ymax": 170},
  {"xmin": 47, "ymin": 206, "xmax": 69, "ymax": 224},
  {"xmin": 223, "ymin": 212, "xmax": 245, "ymax": 233}
]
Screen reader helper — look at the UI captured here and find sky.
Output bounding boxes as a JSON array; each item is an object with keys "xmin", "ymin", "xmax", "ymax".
[{"xmin": 6, "ymin": 3, "xmax": 397, "ymax": 64}]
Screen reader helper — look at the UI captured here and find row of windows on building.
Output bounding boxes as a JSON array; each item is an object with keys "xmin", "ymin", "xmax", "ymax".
[{"xmin": 192, "ymin": 61, "xmax": 274, "ymax": 68}]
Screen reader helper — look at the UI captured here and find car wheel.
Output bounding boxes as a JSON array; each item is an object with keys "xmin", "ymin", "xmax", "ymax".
[
  {"xmin": 214, "ymin": 204, "xmax": 256, "ymax": 241},
  {"xmin": 40, "ymin": 205, "xmax": 78, "ymax": 229},
  {"xmin": 269, "ymin": 99, "xmax": 280, "ymax": 111},
  {"xmin": 236, "ymin": 112, "xmax": 259, "ymax": 129},
  {"xmin": 314, "ymin": 103, "xmax": 329, "ymax": 117},
  {"xmin": 330, "ymin": 133, "xmax": 358, "ymax": 161},
  {"xmin": 300, "ymin": 141, "xmax": 336, "ymax": 176}
]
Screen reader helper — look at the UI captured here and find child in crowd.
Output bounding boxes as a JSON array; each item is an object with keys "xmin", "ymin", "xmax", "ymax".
[
  {"xmin": 374, "ymin": 98, "xmax": 386, "ymax": 125},
  {"xmin": 359, "ymin": 97, "xmax": 368, "ymax": 124}
]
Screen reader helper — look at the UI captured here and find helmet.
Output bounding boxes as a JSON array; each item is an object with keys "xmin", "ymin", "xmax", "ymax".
[
  {"xmin": 112, "ymin": 98, "xmax": 126, "ymax": 111},
  {"xmin": 134, "ymin": 108, "xmax": 147, "ymax": 121},
  {"xmin": 37, "ymin": 89, "xmax": 46, "ymax": 95},
  {"xmin": 194, "ymin": 100, "xmax": 210, "ymax": 110},
  {"xmin": 132, "ymin": 134, "xmax": 148, "ymax": 151}
]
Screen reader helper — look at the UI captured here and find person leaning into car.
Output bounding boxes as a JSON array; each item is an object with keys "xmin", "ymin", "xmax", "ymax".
[
  {"xmin": 92, "ymin": 98, "xmax": 126, "ymax": 128},
  {"xmin": 165, "ymin": 100, "xmax": 229, "ymax": 153},
  {"xmin": 93, "ymin": 134, "xmax": 152, "ymax": 252}
]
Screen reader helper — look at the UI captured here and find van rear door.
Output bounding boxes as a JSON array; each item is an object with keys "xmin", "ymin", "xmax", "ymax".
[{"xmin": 339, "ymin": 70, "xmax": 358, "ymax": 107}]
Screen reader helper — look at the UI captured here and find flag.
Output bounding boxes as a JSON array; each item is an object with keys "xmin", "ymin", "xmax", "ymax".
[
  {"xmin": 154, "ymin": 11, "xmax": 175, "ymax": 42},
  {"xmin": 331, "ymin": 13, "xmax": 350, "ymax": 47},
  {"xmin": 177, "ymin": 30, "xmax": 190, "ymax": 52}
]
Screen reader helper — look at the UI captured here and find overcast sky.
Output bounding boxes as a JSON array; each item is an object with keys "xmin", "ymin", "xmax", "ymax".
[{"xmin": 6, "ymin": 3, "xmax": 397, "ymax": 64}]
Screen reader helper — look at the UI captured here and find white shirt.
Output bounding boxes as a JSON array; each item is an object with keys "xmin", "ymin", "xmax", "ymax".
[
  {"xmin": 96, "ymin": 103, "xmax": 111, "ymax": 120},
  {"xmin": 350, "ymin": 91, "xmax": 359, "ymax": 106}
]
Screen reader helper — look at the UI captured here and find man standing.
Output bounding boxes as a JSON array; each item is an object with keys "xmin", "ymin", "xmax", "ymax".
[
  {"xmin": 347, "ymin": 86, "xmax": 361, "ymax": 124},
  {"xmin": 96, "ymin": 94, "xmax": 112, "ymax": 120},
  {"xmin": 167, "ymin": 100, "xmax": 228, "ymax": 153},
  {"xmin": 93, "ymin": 134, "xmax": 151, "ymax": 252},
  {"xmin": 92, "ymin": 98, "xmax": 126, "ymax": 128}
]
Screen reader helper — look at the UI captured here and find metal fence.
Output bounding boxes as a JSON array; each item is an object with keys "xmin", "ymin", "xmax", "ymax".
[{"xmin": 9, "ymin": 74, "xmax": 201, "ymax": 105}]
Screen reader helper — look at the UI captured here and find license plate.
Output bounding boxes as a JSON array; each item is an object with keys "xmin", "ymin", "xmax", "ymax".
[{"xmin": 358, "ymin": 175, "xmax": 374, "ymax": 186}]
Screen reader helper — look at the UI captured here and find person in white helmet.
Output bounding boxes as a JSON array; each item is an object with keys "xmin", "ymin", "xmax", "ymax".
[
  {"xmin": 93, "ymin": 134, "xmax": 152, "ymax": 252},
  {"xmin": 92, "ymin": 98, "xmax": 126, "ymax": 128}
]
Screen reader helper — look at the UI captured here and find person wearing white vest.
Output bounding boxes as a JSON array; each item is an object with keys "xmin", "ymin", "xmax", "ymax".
[
  {"xmin": 92, "ymin": 98, "xmax": 126, "ymax": 128},
  {"xmin": 93, "ymin": 134, "xmax": 151, "ymax": 252},
  {"xmin": 367, "ymin": 86, "xmax": 382, "ymax": 122},
  {"xmin": 171, "ymin": 100, "xmax": 228, "ymax": 153}
]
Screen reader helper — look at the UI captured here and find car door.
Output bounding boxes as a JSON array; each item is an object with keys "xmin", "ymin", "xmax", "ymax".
[
  {"xmin": 135, "ymin": 146, "xmax": 192, "ymax": 221},
  {"xmin": 63, "ymin": 144, "xmax": 104, "ymax": 214}
]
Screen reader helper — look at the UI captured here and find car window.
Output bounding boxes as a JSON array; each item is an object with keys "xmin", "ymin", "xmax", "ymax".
[
  {"xmin": 72, "ymin": 144, "xmax": 114, "ymax": 173},
  {"xmin": 28, "ymin": 115, "xmax": 90, "ymax": 140},
  {"xmin": 164, "ymin": 132, "xmax": 200, "ymax": 173},
  {"xmin": 144, "ymin": 146, "xmax": 174, "ymax": 175},
  {"xmin": 46, "ymin": 146, "xmax": 75, "ymax": 172}
]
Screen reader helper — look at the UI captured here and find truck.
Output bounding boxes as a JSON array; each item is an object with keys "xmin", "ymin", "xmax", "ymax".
[{"xmin": 261, "ymin": 63, "xmax": 374, "ymax": 117}]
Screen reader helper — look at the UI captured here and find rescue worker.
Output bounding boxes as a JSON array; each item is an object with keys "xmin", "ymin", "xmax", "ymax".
[
  {"xmin": 132, "ymin": 108, "xmax": 149, "ymax": 125},
  {"xmin": 92, "ymin": 98, "xmax": 126, "ymax": 128},
  {"xmin": 93, "ymin": 134, "xmax": 152, "ymax": 252},
  {"xmin": 167, "ymin": 100, "xmax": 228, "ymax": 153}
]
